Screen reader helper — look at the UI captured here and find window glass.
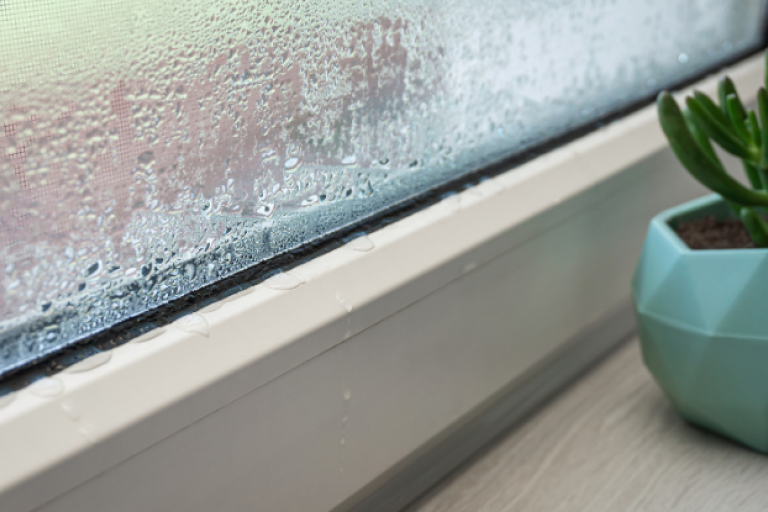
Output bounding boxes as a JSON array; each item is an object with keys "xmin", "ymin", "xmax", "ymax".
[{"xmin": 1, "ymin": 0, "xmax": 766, "ymax": 376}]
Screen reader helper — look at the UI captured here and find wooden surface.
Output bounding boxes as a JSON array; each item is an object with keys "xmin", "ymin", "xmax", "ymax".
[{"xmin": 404, "ymin": 339, "xmax": 768, "ymax": 512}]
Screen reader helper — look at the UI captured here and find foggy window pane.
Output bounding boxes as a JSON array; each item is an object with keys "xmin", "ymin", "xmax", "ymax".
[{"xmin": 1, "ymin": 0, "xmax": 765, "ymax": 375}]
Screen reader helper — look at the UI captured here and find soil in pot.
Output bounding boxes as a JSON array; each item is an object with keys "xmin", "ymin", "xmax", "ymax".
[{"xmin": 675, "ymin": 216, "xmax": 756, "ymax": 250}]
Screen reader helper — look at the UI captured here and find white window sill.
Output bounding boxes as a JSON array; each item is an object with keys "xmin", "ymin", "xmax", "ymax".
[{"xmin": 0, "ymin": 54, "xmax": 761, "ymax": 512}]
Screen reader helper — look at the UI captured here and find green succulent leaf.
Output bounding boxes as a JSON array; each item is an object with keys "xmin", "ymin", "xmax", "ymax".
[
  {"xmin": 740, "ymin": 207, "xmax": 768, "ymax": 248},
  {"xmin": 719, "ymin": 76, "xmax": 746, "ymax": 120},
  {"xmin": 747, "ymin": 110, "xmax": 762, "ymax": 148},
  {"xmin": 687, "ymin": 95, "xmax": 758, "ymax": 161},
  {"xmin": 758, "ymin": 88, "xmax": 768, "ymax": 168},
  {"xmin": 693, "ymin": 91, "xmax": 737, "ymax": 134},
  {"xmin": 683, "ymin": 107, "xmax": 721, "ymax": 166},
  {"xmin": 657, "ymin": 91, "xmax": 768, "ymax": 206},
  {"xmin": 743, "ymin": 161, "xmax": 764, "ymax": 190},
  {"xmin": 727, "ymin": 95, "xmax": 751, "ymax": 143}
]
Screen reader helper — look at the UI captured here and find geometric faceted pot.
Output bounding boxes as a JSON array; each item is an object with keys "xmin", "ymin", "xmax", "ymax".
[{"xmin": 632, "ymin": 194, "xmax": 768, "ymax": 453}]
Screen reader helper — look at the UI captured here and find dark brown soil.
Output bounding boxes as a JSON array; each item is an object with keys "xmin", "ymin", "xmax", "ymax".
[{"xmin": 675, "ymin": 216, "xmax": 756, "ymax": 250}]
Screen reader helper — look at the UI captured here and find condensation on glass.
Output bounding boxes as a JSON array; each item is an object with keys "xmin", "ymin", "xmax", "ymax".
[{"xmin": 0, "ymin": 0, "xmax": 765, "ymax": 375}]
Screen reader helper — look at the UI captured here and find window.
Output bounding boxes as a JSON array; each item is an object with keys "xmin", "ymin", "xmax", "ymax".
[{"xmin": 1, "ymin": 0, "xmax": 766, "ymax": 380}]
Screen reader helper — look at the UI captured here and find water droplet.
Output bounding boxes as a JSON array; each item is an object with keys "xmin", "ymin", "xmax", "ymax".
[
  {"xmin": 78, "ymin": 423, "xmax": 99, "ymax": 443},
  {"xmin": 340, "ymin": 438, "xmax": 346, "ymax": 445},
  {"xmin": 678, "ymin": 53, "xmax": 689, "ymax": 64},
  {"xmin": 61, "ymin": 401, "xmax": 80, "ymax": 421},
  {"xmin": 347, "ymin": 235, "xmax": 374, "ymax": 252},
  {"xmin": 336, "ymin": 291, "xmax": 353, "ymax": 313},
  {"xmin": 300, "ymin": 195, "xmax": 320, "ymax": 207},
  {"xmin": 284, "ymin": 157, "xmax": 299, "ymax": 169},
  {"xmin": 477, "ymin": 178, "xmax": 503, "ymax": 195},
  {"xmin": 463, "ymin": 262, "xmax": 478, "ymax": 273},
  {"xmin": 441, "ymin": 195, "xmax": 461, "ymax": 212},
  {"xmin": 0, "ymin": 393, "xmax": 15, "ymax": 410},
  {"xmin": 341, "ymin": 155, "xmax": 357, "ymax": 165},
  {"xmin": 200, "ymin": 301, "xmax": 224, "ymax": 313},
  {"xmin": 67, "ymin": 351, "xmax": 111, "ymax": 373},
  {"xmin": 174, "ymin": 313, "xmax": 210, "ymax": 337},
  {"xmin": 265, "ymin": 273, "xmax": 303, "ymax": 291},
  {"xmin": 29, "ymin": 378, "xmax": 64, "ymax": 398},
  {"xmin": 134, "ymin": 327, "xmax": 166, "ymax": 343},
  {"xmin": 138, "ymin": 151, "xmax": 155, "ymax": 164},
  {"xmin": 256, "ymin": 203, "xmax": 275, "ymax": 217},
  {"xmin": 86, "ymin": 261, "xmax": 101, "ymax": 277},
  {"xmin": 184, "ymin": 263, "xmax": 196, "ymax": 280},
  {"xmin": 343, "ymin": 387, "xmax": 351, "ymax": 401},
  {"xmin": 221, "ymin": 285, "xmax": 254, "ymax": 303}
]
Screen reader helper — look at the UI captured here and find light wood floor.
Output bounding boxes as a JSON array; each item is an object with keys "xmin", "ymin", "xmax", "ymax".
[{"xmin": 404, "ymin": 339, "xmax": 768, "ymax": 512}]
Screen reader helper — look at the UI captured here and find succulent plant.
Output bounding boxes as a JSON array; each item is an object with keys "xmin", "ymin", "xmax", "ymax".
[{"xmin": 657, "ymin": 53, "xmax": 768, "ymax": 247}]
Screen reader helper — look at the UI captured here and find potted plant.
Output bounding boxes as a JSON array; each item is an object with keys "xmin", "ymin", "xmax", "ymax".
[{"xmin": 633, "ymin": 53, "xmax": 768, "ymax": 453}]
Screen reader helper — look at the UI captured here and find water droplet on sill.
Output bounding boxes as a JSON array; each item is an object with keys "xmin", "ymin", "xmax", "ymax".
[
  {"xmin": 343, "ymin": 387, "xmax": 351, "ymax": 401},
  {"xmin": 79, "ymin": 423, "xmax": 99, "ymax": 443},
  {"xmin": 134, "ymin": 328, "xmax": 166, "ymax": 343},
  {"xmin": 341, "ymin": 155, "xmax": 357, "ymax": 165},
  {"xmin": 336, "ymin": 291, "xmax": 353, "ymax": 313},
  {"xmin": 441, "ymin": 194, "xmax": 461, "ymax": 212},
  {"xmin": 200, "ymin": 302, "xmax": 224, "ymax": 313},
  {"xmin": 478, "ymin": 178, "xmax": 503, "ymax": 195},
  {"xmin": 67, "ymin": 351, "xmax": 111, "ymax": 373},
  {"xmin": 347, "ymin": 235, "xmax": 374, "ymax": 252},
  {"xmin": 175, "ymin": 313, "xmax": 210, "ymax": 337},
  {"xmin": 61, "ymin": 401, "xmax": 80, "ymax": 421},
  {"xmin": 220, "ymin": 284, "xmax": 253, "ymax": 303},
  {"xmin": 463, "ymin": 262, "xmax": 478, "ymax": 273},
  {"xmin": 29, "ymin": 378, "xmax": 64, "ymax": 398},
  {"xmin": 0, "ymin": 393, "xmax": 15, "ymax": 410},
  {"xmin": 265, "ymin": 273, "xmax": 303, "ymax": 290}
]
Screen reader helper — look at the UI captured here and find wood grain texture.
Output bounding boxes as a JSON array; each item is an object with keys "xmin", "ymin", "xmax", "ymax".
[{"xmin": 404, "ymin": 339, "xmax": 768, "ymax": 512}]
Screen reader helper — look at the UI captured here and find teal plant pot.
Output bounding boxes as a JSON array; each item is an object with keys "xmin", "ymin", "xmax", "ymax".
[{"xmin": 632, "ymin": 194, "xmax": 768, "ymax": 453}]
